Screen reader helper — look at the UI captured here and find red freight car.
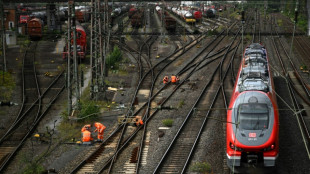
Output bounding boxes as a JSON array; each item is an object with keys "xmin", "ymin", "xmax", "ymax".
[
  {"xmin": 63, "ymin": 23, "xmax": 87, "ymax": 60},
  {"xmin": 27, "ymin": 17, "xmax": 43, "ymax": 39}
]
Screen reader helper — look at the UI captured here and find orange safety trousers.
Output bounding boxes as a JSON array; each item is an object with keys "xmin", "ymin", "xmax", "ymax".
[
  {"xmin": 136, "ymin": 119, "xmax": 144, "ymax": 126},
  {"xmin": 82, "ymin": 130, "xmax": 93, "ymax": 142},
  {"xmin": 94, "ymin": 122, "xmax": 106, "ymax": 140}
]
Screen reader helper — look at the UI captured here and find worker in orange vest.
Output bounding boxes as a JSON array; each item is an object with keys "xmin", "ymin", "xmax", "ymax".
[
  {"xmin": 81, "ymin": 126, "xmax": 93, "ymax": 144},
  {"xmin": 171, "ymin": 75, "xmax": 180, "ymax": 84},
  {"xmin": 134, "ymin": 116, "xmax": 144, "ymax": 127},
  {"xmin": 163, "ymin": 76, "xmax": 169, "ymax": 84},
  {"xmin": 81, "ymin": 124, "xmax": 91, "ymax": 132},
  {"xmin": 94, "ymin": 122, "xmax": 106, "ymax": 142}
]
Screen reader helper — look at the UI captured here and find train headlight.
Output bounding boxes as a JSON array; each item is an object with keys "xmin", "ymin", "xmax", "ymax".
[
  {"xmin": 230, "ymin": 142, "xmax": 243, "ymax": 151},
  {"xmin": 263, "ymin": 143, "xmax": 275, "ymax": 151},
  {"xmin": 230, "ymin": 142, "xmax": 235, "ymax": 149}
]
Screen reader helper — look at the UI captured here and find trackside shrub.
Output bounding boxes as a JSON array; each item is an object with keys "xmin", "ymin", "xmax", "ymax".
[
  {"xmin": 106, "ymin": 46, "xmax": 122, "ymax": 70},
  {"xmin": 77, "ymin": 100, "xmax": 100, "ymax": 121}
]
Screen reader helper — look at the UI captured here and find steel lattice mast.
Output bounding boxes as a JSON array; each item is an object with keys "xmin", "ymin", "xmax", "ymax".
[
  {"xmin": 67, "ymin": 0, "xmax": 80, "ymax": 116},
  {"xmin": 0, "ymin": 0, "xmax": 6, "ymax": 73},
  {"xmin": 90, "ymin": 0, "xmax": 107, "ymax": 100},
  {"xmin": 90, "ymin": 0, "xmax": 102, "ymax": 100}
]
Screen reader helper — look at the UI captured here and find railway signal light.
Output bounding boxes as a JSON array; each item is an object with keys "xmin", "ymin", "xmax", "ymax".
[
  {"xmin": 294, "ymin": 10, "xmax": 298, "ymax": 23},
  {"xmin": 241, "ymin": 10, "xmax": 245, "ymax": 22}
]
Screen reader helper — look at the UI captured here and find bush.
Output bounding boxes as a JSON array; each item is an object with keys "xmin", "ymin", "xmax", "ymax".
[
  {"xmin": 77, "ymin": 100, "xmax": 100, "ymax": 121},
  {"xmin": 106, "ymin": 46, "xmax": 122, "ymax": 70},
  {"xmin": 162, "ymin": 119, "xmax": 173, "ymax": 127},
  {"xmin": 190, "ymin": 162, "xmax": 212, "ymax": 173}
]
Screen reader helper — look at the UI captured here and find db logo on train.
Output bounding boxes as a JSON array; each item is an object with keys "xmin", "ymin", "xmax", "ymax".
[{"xmin": 249, "ymin": 133, "xmax": 256, "ymax": 138}]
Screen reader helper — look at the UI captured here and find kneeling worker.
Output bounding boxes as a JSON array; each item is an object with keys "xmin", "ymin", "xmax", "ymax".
[{"xmin": 81, "ymin": 126, "xmax": 93, "ymax": 145}]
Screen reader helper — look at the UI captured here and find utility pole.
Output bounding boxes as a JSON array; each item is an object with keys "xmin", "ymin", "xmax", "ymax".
[
  {"xmin": 161, "ymin": 1, "xmax": 166, "ymax": 42},
  {"xmin": 67, "ymin": 0, "xmax": 73, "ymax": 116},
  {"xmin": 0, "ymin": 0, "xmax": 6, "ymax": 73},
  {"xmin": 289, "ymin": 1, "xmax": 299, "ymax": 57}
]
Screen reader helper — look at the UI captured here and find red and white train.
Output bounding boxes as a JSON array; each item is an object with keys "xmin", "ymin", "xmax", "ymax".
[{"xmin": 226, "ymin": 43, "xmax": 279, "ymax": 170}]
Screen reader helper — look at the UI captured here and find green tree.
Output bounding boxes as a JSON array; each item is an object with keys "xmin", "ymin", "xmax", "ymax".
[{"xmin": 106, "ymin": 46, "xmax": 122, "ymax": 70}]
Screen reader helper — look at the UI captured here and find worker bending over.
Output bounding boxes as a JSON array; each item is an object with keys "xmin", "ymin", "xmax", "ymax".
[
  {"xmin": 134, "ymin": 116, "xmax": 144, "ymax": 127},
  {"xmin": 163, "ymin": 76, "xmax": 169, "ymax": 84},
  {"xmin": 94, "ymin": 122, "xmax": 106, "ymax": 142},
  {"xmin": 81, "ymin": 125, "xmax": 93, "ymax": 145}
]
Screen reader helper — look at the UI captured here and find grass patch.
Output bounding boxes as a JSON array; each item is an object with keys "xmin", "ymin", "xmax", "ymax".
[
  {"xmin": 57, "ymin": 119, "xmax": 82, "ymax": 141},
  {"xmin": 277, "ymin": 19, "xmax": 283, "ymax": 27},
  {"xmin": 0, "ymin": 71, "xmax": 16, "ymax": 100},
  {"xmin": 162, "ymin": 119, "xmax": 173, "ymax": 127},
  {"xmin": 23, "ymin": 162, "xmax": 45, "ymax": 174},
  {"xmin": 178, "ymin": 99, "xmax": 185, "ymax": 109},
  {"xmin": 190, "ymin": 162, "xmax": 212, "ymax": 173},
  {"xmin": 245, "ymin": 34, "xmax": 252, "ymax": 42}
]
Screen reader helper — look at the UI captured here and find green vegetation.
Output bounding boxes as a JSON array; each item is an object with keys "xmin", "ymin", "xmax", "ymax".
[
  {"xmin": 0, "ymin": 71, "xmax": 16, "ymax": 100},
  {"xmin": 178, "ymin": 99, "xmax": 185, "ymax": 109},
  {"xmin": 229, "ymin": 11, "xmax": 241, "ymax": 20},
  {"xmin": 57, "ymin": 118, "xmax": 81, "ymax": 141},
  {"xmin": 245, "ymin": 34, "xmax": 252, "ymax": 42},
  {"xmin": 106, "ymin": 46, "xmax": 123, "ymax": 70},
  {"xmin": 76, "ymin": 100, "xmax": 100, "ymax": 121},
  {"xmin": 282, "ymin": 0, "xmax": 308, "ymax": 33},
  {"xmin": 23, "ymin": 162, "xmax": 45, "ymax": 174},
  {"xmin": 162, "ymin": 119, "xmax": 173, "ymax": 127},
  {"xmin": 189, "ymin": 162, "xmax": 212, "ymax": 174},
  {"xmin": 277, "ymin": 19, "xmax": 283, "ymax": 27},
  {"xmin": 19, "ymin": 152, "xmax": 45, "ymax": 174}
]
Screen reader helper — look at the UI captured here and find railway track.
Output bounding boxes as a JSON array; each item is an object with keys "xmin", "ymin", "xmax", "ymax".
[
  {"xmin": 0, "ymin": 41, "xmax": 66, "ymax": 172},
  {"xmin": 271, "ymin": 23, "xmax": 310, "ymax": 162},
  {"xmin": 152, "ymin": 25, "xmax": 242, "ymax": 173},
  {"xmin": 67, "ymin": 19, "xmax": 244, "ymax": 173}
]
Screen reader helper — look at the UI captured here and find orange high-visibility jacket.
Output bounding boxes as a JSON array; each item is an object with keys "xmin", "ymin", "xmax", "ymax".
[
  {"xmin": 163, "ymin": 76, "xmax": 169, "ymax": 83},
  {"xmin": 94, "ymin": 122, "xmax": 106, "ymax": 134},
  {"xmin": 136, "ymin": 119, "xmax": 144, "ymax": 126},
  {"xmin": 82, "ymin": 130, "xmax": 92, "ymax": 142},
  {"xmin": 81, "ymin": 124, "xmax": 91, "ymax": 132},
  {"xmin": 171, "ymin": 76, "xmax": 177, "ymax": 83}
]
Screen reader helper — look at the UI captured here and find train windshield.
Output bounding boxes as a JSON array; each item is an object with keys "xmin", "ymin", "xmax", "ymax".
[{"xmin": 237, "ymin": 103, "xmax": 269, "ymax": 130}]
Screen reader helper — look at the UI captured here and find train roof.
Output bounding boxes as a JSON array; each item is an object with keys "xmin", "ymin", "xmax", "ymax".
[
  {"xmin": 76, "ymin": 25, "xmax": 85, "ymax": 33},
  {"xmin": 238, "ymin": 43, "xmax": 270, "ymax": 93},
  {"xmin": 29, "ymin": 17, "xmax": 42, "ymax": 23}
]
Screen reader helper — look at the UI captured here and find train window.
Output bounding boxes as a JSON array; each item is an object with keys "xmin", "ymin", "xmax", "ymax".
[{"xmin": 238, "ymin": 103, "xmax": 269, "ymax": 130}]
